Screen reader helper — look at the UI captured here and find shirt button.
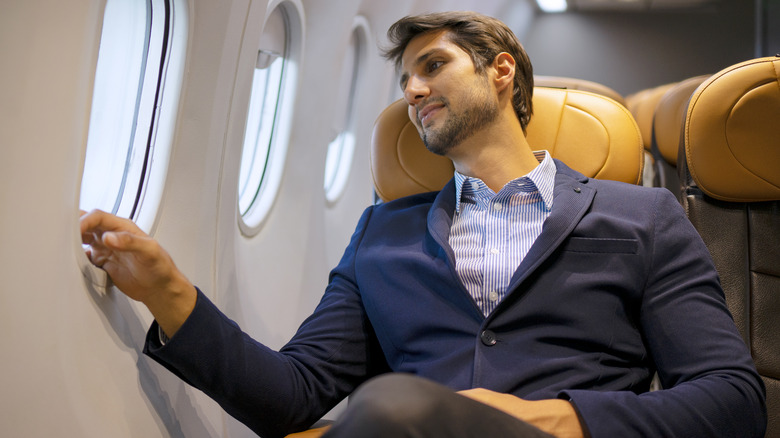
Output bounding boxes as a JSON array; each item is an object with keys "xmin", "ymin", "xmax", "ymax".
[
  {"xmin": 488, "ymin": 291, "xmax": 499, "ymax": 302},
  {"xmin": 493, "ymin": 203, "xmax": 502, "ymax": 211},
  {"xmin": 490, "ymin": 247, "xmax": 499, "ymax": 255},
  {"xmin": 471, "ymin": 181, "xmax": 480, "ymax": 191},
  {"xmin": 481, "ymin": 330, "xmax": 497, "ymax": 346}
]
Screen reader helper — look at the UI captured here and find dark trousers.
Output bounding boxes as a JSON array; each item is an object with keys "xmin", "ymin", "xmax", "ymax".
[{"xmin": 322, "ymin": 374, "xmax": 554, "ymax": 438}]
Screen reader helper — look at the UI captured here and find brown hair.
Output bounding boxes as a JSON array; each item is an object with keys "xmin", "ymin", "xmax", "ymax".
[{"xmin": 383, "ymin": 11, "xmax": 534, "ymax": 131}]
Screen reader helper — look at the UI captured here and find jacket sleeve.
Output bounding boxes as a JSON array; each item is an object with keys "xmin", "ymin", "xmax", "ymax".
[
  {"xmin": 144, "ymin": 206, "xmax": 388, "ymax": 438},
  {"xmin": 561, "ymin": 189, "xmax": 767, "ymax": 437}
]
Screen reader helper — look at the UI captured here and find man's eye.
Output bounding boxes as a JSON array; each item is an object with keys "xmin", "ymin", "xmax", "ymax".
[{"xmin": 428, "ymin": 61, "xmax": 443, "ymax": 72}]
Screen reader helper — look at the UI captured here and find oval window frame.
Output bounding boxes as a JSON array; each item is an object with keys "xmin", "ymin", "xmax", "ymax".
[
  {"xmin": 78, "ymin": 0, "xmax": 187, "ymax": 234},
  {"xmin": 323, "ymin": 16, "xmax": 370, "ymax": 204},
  {"xmin": 237, "ymin": 0, "xmax": 303, "ymax": 236}
]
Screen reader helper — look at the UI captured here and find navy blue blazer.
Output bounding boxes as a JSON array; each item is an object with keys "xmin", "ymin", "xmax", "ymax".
[{"xmin": 145, "ymin": 160, "xmax": 766, "ymax": 438}]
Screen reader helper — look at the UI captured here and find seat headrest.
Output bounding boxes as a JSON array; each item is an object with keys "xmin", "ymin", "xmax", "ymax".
[
  {"xmin": 534, "ymin": 75, "xmax": 626, "ymax": 106},
  {"xmin": 652, "ymin": 75, "xmax": 710, "ymax": 166},
  {"xmin": 684, "ymin": 56, "xmax": 780, "ymax": 202},
  {"xmin": 371, "ymin": 87, "xmax": 643, "ymax": 202},
  {"xmin": 627, "ymin": 83, "xmax": 677, "ymax": 151}
]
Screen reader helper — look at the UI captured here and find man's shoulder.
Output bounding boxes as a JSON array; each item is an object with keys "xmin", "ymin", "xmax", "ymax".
[
  {"xmin": 582, "ymin": 178, "xmax": 682, "ymax": 217},
  {"xmin": 587, "ymin": 177, "xmax": 662, "ymax": 195},
  {"xmin": 553, "ymin": 159, "xmax": 661, "ymax": 200},
  {"xmin": 373, "ymin": 190, "xmax": 440, "ymax": 214},
  {"xmin": 354, "ymin": 191, "xmax": 439, "ymax": 241}
]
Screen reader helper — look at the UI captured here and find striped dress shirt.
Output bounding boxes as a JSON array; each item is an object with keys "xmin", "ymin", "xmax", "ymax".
[{"xmin": 449, "ymin": 151, "xmax": 555, "ymax": 316}]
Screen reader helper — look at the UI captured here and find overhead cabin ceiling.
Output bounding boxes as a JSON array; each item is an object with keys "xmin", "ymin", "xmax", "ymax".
[{"xmin": 564, "ymin": 0, "xmax": 719, "ymax": 11}]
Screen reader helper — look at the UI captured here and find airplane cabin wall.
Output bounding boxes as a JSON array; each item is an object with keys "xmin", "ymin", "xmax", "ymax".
[
  {"xmin": 1, "ymin": 1, "xmax": 225, "ymax": 437},
  {"xmin": 521, "ymin": 0, "xmax": 757, "ymax": 95}
]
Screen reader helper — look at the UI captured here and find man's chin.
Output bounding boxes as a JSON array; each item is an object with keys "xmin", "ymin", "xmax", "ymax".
[{"xmin": 422, "ymin": 136, "xmax": 451, "ymax": 156}]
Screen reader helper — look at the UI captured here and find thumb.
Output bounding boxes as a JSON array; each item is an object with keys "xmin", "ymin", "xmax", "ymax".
[{"xmin": 102, "ymin": 231, "xmax": 135, "ymax": 251}]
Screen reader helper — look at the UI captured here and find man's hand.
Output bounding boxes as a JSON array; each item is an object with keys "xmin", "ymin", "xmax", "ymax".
[
  {"xmin": 80, "ymin": 209, "xmax": 197, "ymax": 337},
  {"xmin": 458, "ymin": 388, "xmax": 584, "ymax": 438}
]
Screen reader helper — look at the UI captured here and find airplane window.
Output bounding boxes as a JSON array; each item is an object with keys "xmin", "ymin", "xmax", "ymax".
[
  {"xmin": 79, "ymin": 0, "xmax": 187, "ymax": 232},
  {"xmin": 238, "ymin": 3, "xmax": 300, "ymax": 231},
  {"xmin": 324, "ymin": 20, "xmax": 367, "ymax": 203}
]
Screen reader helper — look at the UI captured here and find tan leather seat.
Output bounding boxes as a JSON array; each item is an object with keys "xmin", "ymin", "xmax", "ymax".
[
  {"xmin": 371, "ymin": 87, "xmax": 643, "ymax": 202},
  {"xmin": 626, "ymin": 82, "xmax": 679, "ymax": 188},
  {"xmin": 679, "ymin": 55, "xmax": 780, "ymax": 438},
  {"xmin": 650, "ymin": 74, "xmax": 710, "ymax": 197},
  {"xmin": 627, "ymin": 82, "xmax": 677, "ymax": 154},
  {"xmin": 534, "ymin": 75, "xmax": 625, "ymax": 106}
]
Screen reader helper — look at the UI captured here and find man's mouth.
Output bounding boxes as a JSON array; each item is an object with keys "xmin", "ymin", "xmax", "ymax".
[{"xmin": 417, "ymin": 102, "xmax": 444, "ymax": 127}]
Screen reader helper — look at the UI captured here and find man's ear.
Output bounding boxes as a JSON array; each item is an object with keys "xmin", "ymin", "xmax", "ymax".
[{"xmin": 492, "ymin": 52, "xmax": 516, "ymax": 93}]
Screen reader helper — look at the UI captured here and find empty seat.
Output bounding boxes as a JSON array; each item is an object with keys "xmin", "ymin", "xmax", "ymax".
[
  {"xmin": 650, "ymin": 74, "xmax": 710, "ymax": 198},
  {"xmin": 627, "ymin": 82, "xmax": 677, "ymax": 155},
  {"xmin": 626, "ymin": 82, "xmax": 678, "ymax": 187},
  {"xmin": 679, "ymin": 55, "xmax": 780, "ymax": 438}
]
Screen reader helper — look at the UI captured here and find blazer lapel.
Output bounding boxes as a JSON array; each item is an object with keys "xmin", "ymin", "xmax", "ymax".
[
  {"xmin": 505, "ymin": 160, "xmax": 596, "ymax": 293},
  {"xmin": 426, "ymin": 178, "xmax": 457, "ymax": 252},
  {"xmin": 427, "ymin": 179, "xmax": 487, "ymax": 320}
]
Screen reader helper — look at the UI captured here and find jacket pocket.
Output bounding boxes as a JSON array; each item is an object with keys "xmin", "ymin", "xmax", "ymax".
[{"xmin": 562, "ymin": 237, "xmax": 638, "ymax": 254}]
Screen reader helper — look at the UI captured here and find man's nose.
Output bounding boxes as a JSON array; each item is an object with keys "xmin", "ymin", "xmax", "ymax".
[{"xmin": 403, "ymin": 75, "xmax": 429, "ymax": 106}]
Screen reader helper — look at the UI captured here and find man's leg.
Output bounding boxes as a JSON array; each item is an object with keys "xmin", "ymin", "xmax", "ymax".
[{"xmin": 322, "ymin": 374, "xmax": 554, "ymax": 438}]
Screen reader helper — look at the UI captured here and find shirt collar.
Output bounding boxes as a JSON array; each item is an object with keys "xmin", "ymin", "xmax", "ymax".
[{"xmin": 454, "ymin": 150, "xmax": 555, "ymax": 213}]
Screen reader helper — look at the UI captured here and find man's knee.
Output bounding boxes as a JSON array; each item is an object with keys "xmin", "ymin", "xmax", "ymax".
[
  {"xmin": 348, "ymin": 374, "xmax": 445, "ymax": 425},
  {"xmin": 325, "ymin": 374, "xmax": 553, "ymax": 438},
  {"xmin": 327, "ymin": 374, "xmax": 446, "ymax": 437}
]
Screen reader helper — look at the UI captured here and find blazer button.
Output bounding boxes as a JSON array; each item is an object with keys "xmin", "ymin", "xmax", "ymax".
[{"xmin": 480, "ymin": 330, "xmax": 497, "ymax": 346}]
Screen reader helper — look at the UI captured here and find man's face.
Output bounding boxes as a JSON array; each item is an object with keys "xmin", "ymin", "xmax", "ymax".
[{"xmin": 400, "ymin": 31, "xmax": 499, "ymax": 156}]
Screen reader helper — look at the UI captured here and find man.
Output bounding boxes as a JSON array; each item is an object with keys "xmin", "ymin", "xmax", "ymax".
[{"xmin": 80, "ymin": 11, "xmax": 766, "ymax": 438}]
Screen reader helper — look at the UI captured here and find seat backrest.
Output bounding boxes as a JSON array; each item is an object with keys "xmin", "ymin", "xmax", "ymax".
[
  {"xmin": 534, "ymin": 75, "xmax": 626, "ymax": 106},
  {"xmin": 679, "ymin": 55, "xmax": 780, "ymax": 438},
  {"xmin": 370, "ymin": 87, "xmax": 643, "ymax": 202},
  {"xmin": 650, "ymin": 74, "xmax": 710, "ymax": 196},
  {"xmin": 627, "ymin": 82, "xmax": 677, "ymax": 153},
  {"xmin": 626, "ymin": 82, "xmax": 679, "ymax": 189}
]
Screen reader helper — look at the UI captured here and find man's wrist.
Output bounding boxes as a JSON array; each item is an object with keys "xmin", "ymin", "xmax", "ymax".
[{"xmin": 144, "ymin": 276, "xmax": 197, "ymax": 338}]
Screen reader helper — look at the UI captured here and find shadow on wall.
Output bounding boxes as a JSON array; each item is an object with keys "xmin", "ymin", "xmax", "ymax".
[{"xmin": 82, "ymin": 279, "xmax": 219, "ymax": 438}]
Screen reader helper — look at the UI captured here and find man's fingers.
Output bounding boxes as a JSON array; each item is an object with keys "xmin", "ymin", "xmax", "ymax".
[
  {"xmin": 102, "ymin": 230, "xmax": 152, "ymax": 253},
  {"xmin": 80, "ymin": 209, "xmax": 149, "ymax": 250},
  {"xmin": 84, "ymin": 247, "xmax": 96, "ymax": 265},
  {"xmin": 79, "ymin": 209, "xmax": 149, "ymax": 268},
  {"xmin": 80, "ymin": 209, "xmax": 140, "ymax": 235},
  {"xmin": 102, "ymin": 231, "xmax": 122, "ymax": 249},
  {"xmin": 81, "ymin": 231, "xmax": 98, "ymax": 246},
  {"xmin": 79, "ymin": 209, "xmax": 106, "ymax": 235}
]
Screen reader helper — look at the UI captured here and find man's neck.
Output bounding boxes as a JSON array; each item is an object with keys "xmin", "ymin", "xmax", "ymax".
[{"xmin": 447, "ymin": 113, "xmax": 539, "ymax": 193}]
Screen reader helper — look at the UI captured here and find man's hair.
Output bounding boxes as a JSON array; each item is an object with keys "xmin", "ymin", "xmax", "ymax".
[{"xmin": 383, "ymin": 11, "xmax": 534, "ymax": 131}]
